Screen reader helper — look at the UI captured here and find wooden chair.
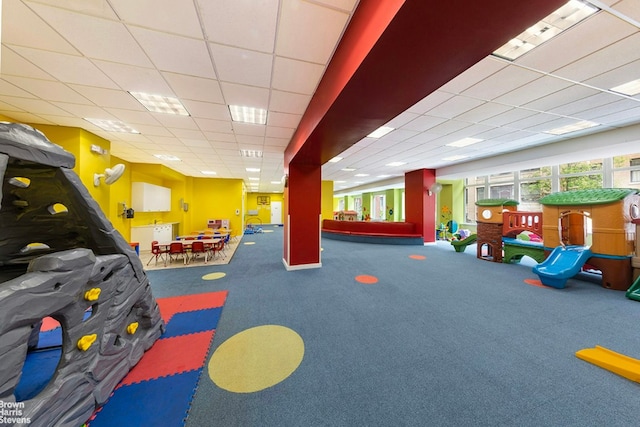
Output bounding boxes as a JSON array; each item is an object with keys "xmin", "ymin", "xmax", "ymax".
[
  {"xmin": 168, "ymin": 242, "xmax": 187, "ymax": 265},
  {"xmin": 190, "ymin": 240, "xmax": 208, "ymax": 264},
  {"xmin": 147, "ymin": 240, "xmax": 167, "ymax": 266}
]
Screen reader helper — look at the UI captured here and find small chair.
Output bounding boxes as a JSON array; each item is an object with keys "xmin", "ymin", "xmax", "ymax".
[
  {"xmin": 147, "ymin": 240, "xmax": 167, "ymax": 266},
  {"xmin": 209, "ymin": 240, "xmax": 225, "ymax": 260},
  {"xmin": 168, "ymin": 242, "xmax": 188, "ymax": 265},
  {"xmin": 190, "ymin": 240, "xmax": 208, "ymax": 264}
]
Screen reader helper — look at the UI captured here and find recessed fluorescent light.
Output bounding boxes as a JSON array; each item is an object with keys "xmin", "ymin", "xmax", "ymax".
[
  {"xmin": 249, "ymin": 177, "xmax": 259, "ymax": 181},
  {"xmin": 240, "ymin": 149, "xmax": 263, "ymax": 158},
  {"xmin": 129, "ymin": 92, "xmax": 189, "ymax": 116},
  {"xmin": 377, "ymin": 175, "xmax": 391, "ymax": 178},
  {"xmin": 329, "ymin": 156, "xmax": 343, "ymax": 163},
  {"xmin": 442, "ymin": 155, "xmax": 468, "ymax": 161},
  {"xmin": 545, "ymin": 120, "xmax": 599, "ymax": 135},
  {"xmin": 246, "ymin": 167, "xmax": 261, "ymax": 172},
  {"xmin": 229, "ymin": 105, "xmax": 267, "ymax": 124},
  {"xmin": 385, "ymin": 161, "xmax": 406, "ymax": 167},
  {"xmin": 493, "ymin": 0, "xmax": 598, "ymax": 61},
  {"xmin": 334, "ymin": 180, "xmax": 346, "ymax": 183},
  {"xmin": 84, "ymin": 118, "xmax": 139, "ymax": 133},
  {"xmin": 201, "ymin": 170, "xmax": 217, "ymax": 175},
  {"xmin": 610, "ymin": 79, "xmax": 640, "ymax": 96},
  {"xmin": 341, "ymin": 167, "xmax": 356, "ymax": 172},
  {"xmin": 271, "ymin": 181, "xmax": 281, "ymax": 184},
  {"xmin": 154, "ymin": 154, "xmax": 181, "ymax": 161},
  {"xmin": 367, "ymin": 126, "xmax": 395, "ymax": 138},
  {"xmin": 446, "ymin": 137, "xmax": 483, "ymax": 147},
  {"xmin": 354, "ymin": 173, "xmax": 369, "ymax": 177}
]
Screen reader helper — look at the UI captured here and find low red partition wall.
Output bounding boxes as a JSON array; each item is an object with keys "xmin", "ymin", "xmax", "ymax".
[{"xmin": 322, "ymin": 219, "xmax": 420, "ymax": 237}]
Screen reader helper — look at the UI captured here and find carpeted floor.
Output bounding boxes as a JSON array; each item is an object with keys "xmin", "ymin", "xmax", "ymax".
[
  {"xmin": 141, "ymin": 238, "xmax": 241, "ymax": 271},
  {"xmin": 144, "ymin": 226, "xmax": 640, "ymax": 427}
]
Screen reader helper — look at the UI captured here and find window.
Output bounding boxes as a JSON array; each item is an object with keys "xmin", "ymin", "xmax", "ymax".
[
  {"xmin": 372, "ymin": 195, "xmax": 386, "ymax": 220},
  {"xmin": 520, "ymin": 179, "xmax": 551, "ymax": 211},
  {"xmin": 612, "ymin": 154, "xmax": 640, "ymax": 189}
]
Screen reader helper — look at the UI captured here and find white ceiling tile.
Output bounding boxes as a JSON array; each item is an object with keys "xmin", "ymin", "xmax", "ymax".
[
  {"xmin": 162, "ymin": 73, "xmax": 224, "ymax": 103},
  {"xmin": 272, "ymin": 57, "xmax": 324, "ymax": 94},
  {"xmin": 493, "ymin": 75, "xmax": 573, "ymax": 107},
  {"xmin": 584, "ymin": 59, "xmax": 640, "ymax": 91},
  {"xmin": 440, "ymin": 57, "xmax": 509, "ymax": 95},
  {"xmin": 193, "ymin": 118, "xmax": 234, "ymax": 133},
  {"xmin": 3, "ymin": 1, "xmax": 79, "ymax": 54},
  {"xmin": 407, "ymin": 91, "xmax": 454, "ymax": 114},
  {"xmin": 269, "ymin": 91, "xmax": 311, "ymax": 115},
  {"xmin": 276, "ymin": 0, "xmax": 349, "ymax": 64},
  {"xmin": 454, "ymin": 102, "xmax": 513, "ymax": 123},
  {"xmin": 480, "ymin": 108, "xmax": 537, "ymax": 127},
  {"xmin": 518, "ymin": 11, "xmax": 637, "ymax": 73},
  {"xmin": 204, "ymin": 132, "xmax": 236, "ymax": 143},
  {"xmin": 109, "ymin": 0, "xmax": 202, "ymax": 38},
  {"xmin": 612, "ymin": 0, "xmax": 640, "ymax": 22},
  {"xmin": 181, "ymin": 100, "xmax": 230, "ymax": 120},
  {"xmin": 210, "ymin": 44, "xmax": 273, "ymax": 87},
  {"xmin": 265, "ymin": 137, "xmax": 290, "ymax": 148},
  {"xmin": 170, "ymin": 128, "xmax": 206, "ymax": 139},
  {"xmin": 1, "ymin": 77, "xmax": 89, "ymax": 104},
  {"xmin": 9, "ymin": 46, "xmax": 118, "ymax": 88},
  {"xmin": 548, "ymin": 92, "xmax": 620, "ymax": 117},
  {"xmin": 428, "ymin": 120, "xmax": 474, "ymax": 136},
  {"xmin": 152, "ymin": 114, "xmax": 198, "ymax": 130},
  {"xmin": 129, "ymin": 124, "xmax": 174, "ymax": 137},
  {"xmin": 427, "ymin": 96, "xmax": 486, "ymax": 119},
  {"xmin": 1, "ymin": 47, "xmax": 54, "ymax": 80},
  {"xmin": 267, "ymin": 111, "xmax": 301, "ymax": 128},
  {"xmin": 523, "ymin": 85, "xmax": 601, "ymax": 112},
  {"xmin": 92, "ymin": 61, "xmax": 174, "ymax": 94},
  {"xmin": 403, "ymin": 115, "xmax": 448, "ymax": 132},
  {"xmin": 51, "ymin": 102, "xmax": 113, "ymax": 118},
  {"xmin": 554, "ymin": 33, "xmax": 640, "ymax": 83},
  {"xmin": 6, "ymin": 98, "xmax": 76, "ymax": 116},
  {"xmin": 68, "ymin": 86, "xmax": 143, "ymax": 110},
  {"xmin": 27, "ymin": 2, "xmax": 153, "ymax": 67},
  {"xmin": 220, "ymin": 83, "xmax": 270, "ymax": 109},
  {"xmin": 233, "ymin": 123, "xmax": 266, "ymax": 137},
  {"xmin": 574, "ymin": 98, "xmax": 640, "ymax": 121},
  {"xmin": 236, "ymin": 135, "xmax": 264, "ymax": 145},
  {"xmin": 266, "ymin": 126, "xmax": 294, "ymax": 139},
  {"xmin": 503, "ymin": 113, "xmax": 561, "ymax": 131},
  {"xmin": 0, "ymin": 79, "xmax": 39, "ymax": 98},
  {"xmin": 129, "ymin": 27, "xmax": 215, "ymax": 78},
  {"xmin": 197, "ymin": 0, "xmax": 279, "ymax": 53},
  {"xmin": 462, "ymin": 65, "xmax": 543, "ymax": 101},
  {"xmin": 23, "ymin": 0, "xmax": 119, "ymax": 19},
  {"xmin": 104, "ymin": 109, "xmax": 161, "ymax": 126}
]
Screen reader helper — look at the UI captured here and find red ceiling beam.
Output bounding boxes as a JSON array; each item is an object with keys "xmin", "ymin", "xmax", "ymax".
[{"xmin": 284, "ymin": 0, "xmax": 568, "ymax": 167}]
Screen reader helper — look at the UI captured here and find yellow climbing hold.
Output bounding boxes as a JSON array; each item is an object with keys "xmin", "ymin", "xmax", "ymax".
[
  {"xmin": 84, "ymin": 288, "xmax": 101, "ymax": 301},
  {"xmin": 127, "ymin": 322, "xmax": 139, "ymax": 335},
  {"xmin": 77, "ymin": 334, "xmax": 97, "ymax": 351}
]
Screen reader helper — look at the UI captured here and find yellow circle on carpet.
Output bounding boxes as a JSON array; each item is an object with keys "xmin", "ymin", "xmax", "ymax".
[
  {"xmin": 244, "ymin": 242, "xmax": 256, "ymax": 245},
  {"xmin": 209, "ymin": 325, "xmax": 304, "ymax": 393},
  {"xmin": 202, "ymin": 272, "xmax": 226, "ymax": 280}
]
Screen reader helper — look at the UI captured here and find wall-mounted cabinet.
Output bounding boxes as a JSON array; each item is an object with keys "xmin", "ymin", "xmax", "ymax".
[{"xmin": 132, "ymin": 182, "xmax": 171, "ymax": 212}]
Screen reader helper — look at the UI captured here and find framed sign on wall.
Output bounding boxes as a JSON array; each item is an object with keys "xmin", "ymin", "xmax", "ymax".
[{"xmin": 257, "ymin": 196, "xmax": 270, "ymax": 205}]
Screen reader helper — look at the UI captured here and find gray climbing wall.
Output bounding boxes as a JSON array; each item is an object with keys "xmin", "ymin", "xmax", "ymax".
[{"xmin": 0, "ymin": 123, "xmax": 164, "ymax": 427}]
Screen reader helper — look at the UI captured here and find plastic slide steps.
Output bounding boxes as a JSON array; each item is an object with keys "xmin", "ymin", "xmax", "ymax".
[
  {"xmin": 450, "ymin": 234, "xmax": 477, "ymax": 253},
  {"xmin": 576, "ymin": 346, "xmax": 640, "ymax": 383},
  {"xmin": 625, "ymin": 274, "xmax": 640, "ymax": 302},
  {"xmin": 532, "ymin": 245, "xmax": 593, "ymax": 289}
]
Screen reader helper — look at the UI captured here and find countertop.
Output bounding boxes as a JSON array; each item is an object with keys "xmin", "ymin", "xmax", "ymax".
[{"xmin": 131, "ymin": 222, "xmax": 179, "ymax": 228}]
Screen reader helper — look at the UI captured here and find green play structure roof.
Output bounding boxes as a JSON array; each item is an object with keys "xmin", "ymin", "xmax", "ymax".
[
  {"xmin": 539, "ymin": 188, "xmax": 638, "ymax": 206},
  {"xmin": 475, "ymin": 198, "xmax": 519, "ymax": 207}
]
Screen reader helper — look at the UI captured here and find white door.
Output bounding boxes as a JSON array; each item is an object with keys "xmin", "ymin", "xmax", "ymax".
[{"xmin": 270, "ymin": 201, "xmax": 282, "ymax": 225}]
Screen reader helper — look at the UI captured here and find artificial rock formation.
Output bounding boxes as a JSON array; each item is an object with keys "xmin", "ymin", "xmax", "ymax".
[{"xmin": 0, "ymin": 123, "xmax": 164, "ymax": 426}]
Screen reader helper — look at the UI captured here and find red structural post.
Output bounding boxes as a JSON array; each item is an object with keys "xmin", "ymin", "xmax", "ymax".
[{"xmin": 405, "ymin": 169, "xmax": 436, "ymax": 244}]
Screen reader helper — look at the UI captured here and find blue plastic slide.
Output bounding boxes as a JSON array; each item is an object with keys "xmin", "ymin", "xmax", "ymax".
[{"xmin": 532, "ymin": 245, "xmax": 593, "ymax": 289}]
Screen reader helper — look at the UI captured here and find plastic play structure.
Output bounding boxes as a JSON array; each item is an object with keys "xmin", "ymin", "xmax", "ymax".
[
  {"xmin": 0, "ymin": 123, "xmax": 164, "ymax": 426},
  {"xmin": 533, "ymin": 189, "xmax": 639, "ymax": 290},
  {"xmin": 468, "ymin": 190, "xmax": 640, "ymax": 291}
]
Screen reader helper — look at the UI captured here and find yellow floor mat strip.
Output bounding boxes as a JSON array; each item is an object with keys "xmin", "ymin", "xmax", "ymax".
[{"xmin": 576, "ymin": 345, "xmax": 640, "ymax": 382}]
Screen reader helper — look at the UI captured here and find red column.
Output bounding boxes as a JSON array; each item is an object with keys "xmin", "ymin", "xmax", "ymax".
[
  {"xmin": 405, "ymin": 169, "xmax": 436, "ymax": 244},
  {"xmin": 283, "ymin": 163, "xmax": 322, "ymax": 270}
]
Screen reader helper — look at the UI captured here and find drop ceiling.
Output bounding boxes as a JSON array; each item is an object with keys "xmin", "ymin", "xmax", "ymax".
[{"xmin": 1, "ymin": 0, "xmax": 639, "ymax": 193}]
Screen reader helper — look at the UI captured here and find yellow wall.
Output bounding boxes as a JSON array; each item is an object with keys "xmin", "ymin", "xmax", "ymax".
[
  {"xmin": 246, "ymin": 192, "xmax": 284, "ymax": 225},
  {"xmin": 190, "ymin": 178, "xmax": 244, "ymax": 234},
  {"xmin": 321, "ymin": 180, "xmax": 334, "ymax": 221}
]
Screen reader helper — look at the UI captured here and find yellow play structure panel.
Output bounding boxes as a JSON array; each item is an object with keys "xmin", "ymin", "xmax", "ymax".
[{"xmin": 576, "ymin": 345, "xmax": 640, "ymax": 382}]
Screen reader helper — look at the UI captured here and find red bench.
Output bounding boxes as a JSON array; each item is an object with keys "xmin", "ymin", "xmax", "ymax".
[{"xmin": 322, "ymin": 220, "xmax": 423, "ymax": 245}]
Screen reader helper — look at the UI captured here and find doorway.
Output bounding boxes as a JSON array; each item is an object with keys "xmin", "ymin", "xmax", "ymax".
[{"xmin": 271, "ymin": 201, "xmax": 282, "ymax": 225}]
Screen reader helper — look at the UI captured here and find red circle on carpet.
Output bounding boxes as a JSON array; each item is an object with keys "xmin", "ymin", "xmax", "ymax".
[
  {"xmin": 524, "ymin": 278, "xmax": 546, "ymax": 288},
  {"xmin": 409, "ymin": 255, "xmax": 426, "ymax": 260},
  {"xmin": 355, "ymin": 275, "xmax": 378, "ymax": 284}
]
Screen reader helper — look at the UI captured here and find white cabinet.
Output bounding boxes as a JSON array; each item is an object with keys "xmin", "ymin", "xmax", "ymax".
[
  {"xmin": 131, "ymin": 224, "xmax": 176, "ymax": 251},
  {"xmin": 132, "ymin": 182, "xmax": 171, "ymax": 212}
]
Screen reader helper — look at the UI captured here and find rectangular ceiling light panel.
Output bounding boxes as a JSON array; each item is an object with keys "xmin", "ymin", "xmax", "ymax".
[
  {"xmin": 446, "ymin": 137, "xmax": 483, "ymax": 147},
  {"xmin": 130, "ymin": 92, "xmax": 190, "ymax": 116},
  {"xmin": 610, "ymin": 79, "xmax": 640, "ymax": 96},
  {"xmin": 240, "ymin": 149, "xmax": 263, "ymax": 157},
  {"xmin": 493, "ymin": 0, "xmax": 598, "ymax": 61},
  {"xmin": 229, "ymin": 105, "xmax": 267, "ymax": 124},
  {"xmin": 84, "ymin": 118, "xmax": 139, "ymax": 133},
  {"xmin": 367, "ymin": 126, "xmax": 394, "ymax": 138},
  {"xmin": 545, "ymin": 120, "xmax": 599, "ymax": 135}
]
